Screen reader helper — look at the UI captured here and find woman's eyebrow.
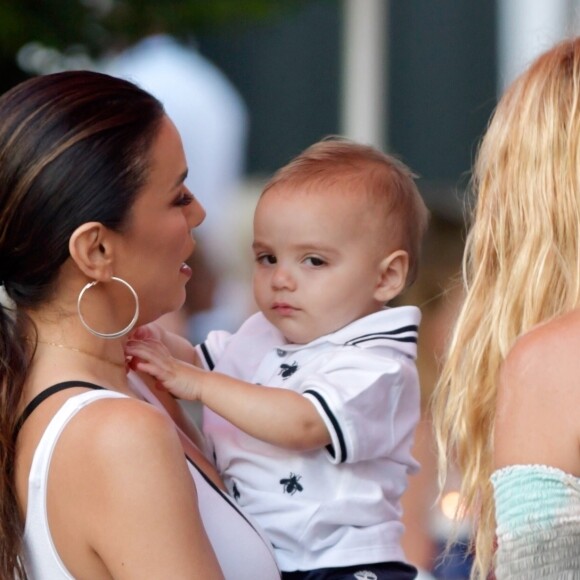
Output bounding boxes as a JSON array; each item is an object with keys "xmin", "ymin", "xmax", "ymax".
[{"xmin": 174, "ymin": 168, "xmax": 188, "ymax": 188}]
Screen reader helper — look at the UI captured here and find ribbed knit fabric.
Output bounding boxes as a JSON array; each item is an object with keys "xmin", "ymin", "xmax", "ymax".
[{"xmin": 491, "ymin": 465, "xmax": 580, "ymax": 579}]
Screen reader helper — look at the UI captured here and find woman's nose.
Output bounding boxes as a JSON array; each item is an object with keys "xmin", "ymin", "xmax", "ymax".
[{"xmin": 188, "ymin": 195, "xmax": 206, "ymax": 228}]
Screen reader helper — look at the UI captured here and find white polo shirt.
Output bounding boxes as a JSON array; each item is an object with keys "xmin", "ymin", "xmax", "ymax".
[{"xmin": 197, "ymin": 307, "xmax": 421, "ymax": 572}]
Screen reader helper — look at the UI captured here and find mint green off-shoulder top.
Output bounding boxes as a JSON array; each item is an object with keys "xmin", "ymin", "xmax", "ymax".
[{"xmin": 491, "ymin": 464, "xmax": 580, "ymax": 579}]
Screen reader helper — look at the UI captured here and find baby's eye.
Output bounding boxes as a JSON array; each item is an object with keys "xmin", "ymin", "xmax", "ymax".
[
  {"xmin": 256, "ymin": 254, "xmax": 277, "ymax": 265},
  {"xmin": 304, "ymin": 256, "xmax": 326, "ymax": 267}
]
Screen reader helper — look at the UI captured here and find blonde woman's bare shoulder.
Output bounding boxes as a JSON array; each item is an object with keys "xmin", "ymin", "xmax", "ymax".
[
  {"xmin": 503, "ymin": 308, "xmax": 580, "ymax": 380},
  {"xmin": 495, "ymin": 309, "xmax": 580, "ymax": 471}
]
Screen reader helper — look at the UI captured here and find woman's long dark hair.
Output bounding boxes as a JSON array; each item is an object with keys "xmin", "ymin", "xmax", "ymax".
[{"xmin": 0, "ymin": 70, "xmax": 164, "ymax": 578}]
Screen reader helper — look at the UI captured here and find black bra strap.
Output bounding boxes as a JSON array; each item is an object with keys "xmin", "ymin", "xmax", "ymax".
[{"xmin": 15, "ymin": 380, "xmax": 106, "ymax": 439}]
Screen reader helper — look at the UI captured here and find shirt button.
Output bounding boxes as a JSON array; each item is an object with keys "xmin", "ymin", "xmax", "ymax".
[{"xmin": 276, "ymin": 348, "xmax": 287, "ymax": 357}]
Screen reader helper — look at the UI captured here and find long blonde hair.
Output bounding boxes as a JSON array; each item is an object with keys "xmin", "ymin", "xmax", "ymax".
[{"xmin": 432, "ymin": 37, "xmax": 580, "ymax": 579}]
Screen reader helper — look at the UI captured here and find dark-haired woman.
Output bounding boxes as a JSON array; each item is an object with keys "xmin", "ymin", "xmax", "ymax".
[{"xmin": 0, "ymin": 70, "xmax": 279, "ymax": 579}]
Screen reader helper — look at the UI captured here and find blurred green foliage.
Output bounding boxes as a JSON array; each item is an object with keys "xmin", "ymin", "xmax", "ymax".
[{"xmin": 0, "ymin": 0, "xmax": 309, "ymax": 91}]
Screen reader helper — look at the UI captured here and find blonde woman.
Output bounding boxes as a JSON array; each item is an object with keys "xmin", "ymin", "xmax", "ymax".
[{"xmin": 432, "ymin": 38, "xmax": 580, "ymax": 579}]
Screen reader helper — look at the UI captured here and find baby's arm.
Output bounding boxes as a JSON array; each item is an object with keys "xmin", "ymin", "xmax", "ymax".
[
  {"xmin": 126, "ymin": 338, "xmax": 330, "ymax": 451},
  {"xmin": 127, "ymin": 324, "xmax": 207, "ymax": 454}
]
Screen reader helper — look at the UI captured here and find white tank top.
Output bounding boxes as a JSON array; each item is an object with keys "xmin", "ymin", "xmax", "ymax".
[{"xmin": 21, "ymin": 389, "xmax": 280, "ymax": 579}]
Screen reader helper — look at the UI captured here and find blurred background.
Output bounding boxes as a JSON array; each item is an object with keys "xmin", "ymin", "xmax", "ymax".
[{"xmin": 2, "ymin": 0, "xmax": 579, "ymax": 577}]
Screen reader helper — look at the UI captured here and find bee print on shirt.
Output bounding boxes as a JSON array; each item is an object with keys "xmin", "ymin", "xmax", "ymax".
[
  {"xmin": 279, "ymin": 361, "xmax": 298, "ymax": 379},
  {"xmin": 280, "ymin": 473, "xmax": 303, "ymax": 495}
]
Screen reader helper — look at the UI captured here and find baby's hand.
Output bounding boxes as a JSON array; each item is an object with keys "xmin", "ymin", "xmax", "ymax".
[
  {"xmin": 126, "ymin": 323, "xmax": 166, "ymax": 356},
  {"xmin": 127, "ymin": 322, "xmax": 198, "ymax": 366},
  {"xmin": 126, "ymin": 338, "xmax": 204, "ymax": 401}
]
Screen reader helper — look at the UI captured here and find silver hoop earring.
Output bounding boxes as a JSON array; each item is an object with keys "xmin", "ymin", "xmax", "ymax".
[{"xmin": 77, "ymin": 276, "xmax": 139, "ymax": 339}]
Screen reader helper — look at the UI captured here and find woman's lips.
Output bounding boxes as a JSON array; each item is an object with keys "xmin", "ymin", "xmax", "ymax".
[{"xmin": 180, "ymin": 262, "xmax": 192, "ymax": 278}]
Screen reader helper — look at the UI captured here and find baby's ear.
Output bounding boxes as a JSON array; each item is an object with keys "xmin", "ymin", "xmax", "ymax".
[
  {"xmin": 374, "ymin": 250, "xmax": 409, "ymax": 303},
  {"xmin": 68, "ymin": 222, "xmax": 115, "ymax": 280}
]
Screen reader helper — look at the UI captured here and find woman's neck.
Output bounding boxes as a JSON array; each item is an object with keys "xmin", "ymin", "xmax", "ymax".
[{"xmin": 26, "ymin": 315, "xmax": 132, "ymax": 397}]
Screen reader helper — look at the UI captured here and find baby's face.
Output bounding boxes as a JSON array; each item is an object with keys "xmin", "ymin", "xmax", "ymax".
[{"xmin": 252, "ymin": 186, "xmax": 389, "ymax": 344}]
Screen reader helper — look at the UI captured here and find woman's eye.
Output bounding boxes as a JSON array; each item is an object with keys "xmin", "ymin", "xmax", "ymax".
[
  {"xmin": 175, "ymin": 190, "xmax": 194, "ymax": 206},
  {"xmin": 305, "ymin": 256, "xmax": 325, "ymax": 267},
  {"xmin": 257, "ymin": 254, "xmax": 277, "ymax": 265}
]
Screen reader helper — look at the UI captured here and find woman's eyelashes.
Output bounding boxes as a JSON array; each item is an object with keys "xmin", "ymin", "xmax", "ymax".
[{"xmin": 174, "ymin": 189, "xmax": 194, "ymax": 206}]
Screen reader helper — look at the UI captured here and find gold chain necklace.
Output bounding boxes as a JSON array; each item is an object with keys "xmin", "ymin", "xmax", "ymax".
[{"xmin": 37, "ymin": 340, "xmax": 127, "ymax": 369}]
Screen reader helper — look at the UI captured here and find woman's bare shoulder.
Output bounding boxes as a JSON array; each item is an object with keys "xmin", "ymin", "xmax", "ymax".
[
  {"xmin": 53, "ymin": 395, "xmax": 198, "ymax": 536},
  {"xmin": 66, "ymin": 395, "xmax": 184, "ymax": 463},
  {"xmin": 503, "ymin": 309, "xmax": 580, "ymax": 376},
  {"xmin": 495, "ymin": 309, "xmax": 580, "ymax": 470},
  {"xmin": 50, "ymin": 395, "xmax": 223, "ymax": 577},
  {"xmin": 47, "ymin": 395, "xmax": 188, "ymax": 502}
]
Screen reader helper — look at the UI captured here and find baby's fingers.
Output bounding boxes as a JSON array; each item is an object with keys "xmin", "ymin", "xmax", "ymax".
[
  {"xmin": 126, "ymin": 339, "xmax": 165, "ymax": 362},
  {"xmin": 130, "ymin": 357, "xmax": 169, "ymax": 382}
]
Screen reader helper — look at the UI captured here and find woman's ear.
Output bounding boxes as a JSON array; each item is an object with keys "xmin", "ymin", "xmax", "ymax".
[
  {"xmin": 69, "ymin": 222, "xmax": 114, "ymax": 280},
  {"xmin": 374, "ymin": 250, "xmax": 409, "ymax": 303}
]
